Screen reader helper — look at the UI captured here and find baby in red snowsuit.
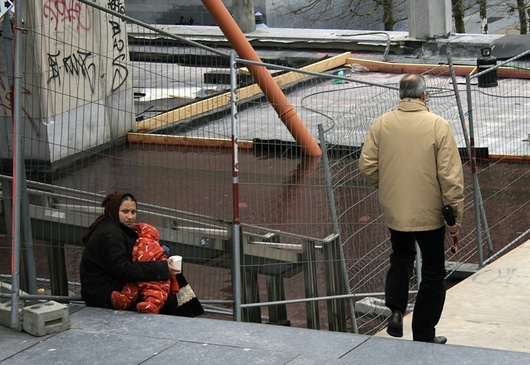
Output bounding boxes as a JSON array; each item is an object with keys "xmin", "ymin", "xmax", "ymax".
[{"xmin": 111, "ymin": 223, "xmax": 178, "ymax": 314}]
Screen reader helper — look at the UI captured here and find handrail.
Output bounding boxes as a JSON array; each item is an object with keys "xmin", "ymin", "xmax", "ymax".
[{"xmin": 1, "ymin": 174, "xmax": 337, "ymax": 244}]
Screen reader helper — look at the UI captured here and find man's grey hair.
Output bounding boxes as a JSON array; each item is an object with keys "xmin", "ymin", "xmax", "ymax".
[{"xmin": 399, "ymin": 74, "xmax": 426, "ymax": 99}]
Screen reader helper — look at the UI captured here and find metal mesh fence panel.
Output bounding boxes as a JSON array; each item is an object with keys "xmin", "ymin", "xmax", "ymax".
[{"xmin": 0, "ymin": 1, "xmax": 528, "ymax": 335}]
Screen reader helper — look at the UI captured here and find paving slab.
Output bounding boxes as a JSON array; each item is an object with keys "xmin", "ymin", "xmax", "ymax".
[
  {"xmin": 0, "ymin": 326, "xmax": 48, "ymax": 362},
  {"xmin": 342, "ymin": 335, "xmax": 530, "ymax": 365},
  {"xmin": 2, "ymin": 298, "xmax": 530, "ymax": 365}
]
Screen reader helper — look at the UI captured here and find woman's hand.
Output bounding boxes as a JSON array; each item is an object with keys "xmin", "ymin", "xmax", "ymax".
[{"xmin": 167, "ymin": 260, "xmax": 181, "ymax": 276}]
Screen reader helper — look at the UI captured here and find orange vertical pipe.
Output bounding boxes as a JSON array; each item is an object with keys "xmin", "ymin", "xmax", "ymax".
[{"xmin": 201, "ymin": 0, "xmax": 322, "ymax": 157}]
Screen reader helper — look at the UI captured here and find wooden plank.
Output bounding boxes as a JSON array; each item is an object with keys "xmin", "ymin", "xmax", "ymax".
[
  {"xmin": 347, "ymin": 57, "xmax": 530, "ymax": 79},
  {"xmin": 128, "ymin": 132, "xmax": 254, "ymax": 149},
  {"xmin": 485, "ymin": 154, "xmax": 530, "ymax": 163},
  {"xmin": 136, "ymin": 93, "xmax": 232, "ymax": 132},
  {"xmin": 136, "ymin": 52, "xmax": 352, "ymax": 132},
  {"xmin": 347, "ymin": 57, "xmax": 477, "ymax": 76}
]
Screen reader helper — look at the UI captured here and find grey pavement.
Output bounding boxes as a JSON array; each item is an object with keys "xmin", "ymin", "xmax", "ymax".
[
  {"xmin": 2, "ymin": 303, "xmax": 530, "ymax": 365},
  {"xmin": 2, "ymin": 240, "xmax": 530, "ymax": 365}
]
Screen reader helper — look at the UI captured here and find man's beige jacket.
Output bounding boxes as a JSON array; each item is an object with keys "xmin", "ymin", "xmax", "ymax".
[{"xmin": 359, "ymin": 98, "xmax": 464, "ymax": 231}]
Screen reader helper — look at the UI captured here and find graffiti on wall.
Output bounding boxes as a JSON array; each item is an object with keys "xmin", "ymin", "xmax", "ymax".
[
  {"xmin": 47, "ymin": 49, "xmax": 97, "ymax": 93},
  {"xmin": 0, "ymin": 77, "xmax": 40, "ymax": 135},
  {"xmin": 107, "ymin": 0, "xmax": 126, "ymax": 15},
  {"xmin": 42, "ymin": 0, "xmax": 130, "ymax": 97},
  {"xmin": 0, "ymin": 0, "xmax": 134, "ymax": 162},
  {"xmin": 109, "ymin": 19, "xmax": 129, "ymax": 92},
  {"xmin": 42, "ymin": 0, "xmax": 92, "ymax": 31}
]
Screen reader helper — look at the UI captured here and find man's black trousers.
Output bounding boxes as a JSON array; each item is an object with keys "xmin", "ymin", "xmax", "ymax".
[{"xmin": 385, "ymin": 226, "xmax": 446, "ymax": 342}]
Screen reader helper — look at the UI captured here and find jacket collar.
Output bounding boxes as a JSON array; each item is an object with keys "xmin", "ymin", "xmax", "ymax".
[{"xmin": 397, "ymin": 98, "xmax": 430, "ymax": 112}]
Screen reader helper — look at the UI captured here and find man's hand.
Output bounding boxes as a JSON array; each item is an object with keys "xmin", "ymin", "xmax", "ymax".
[
  {"xmin": 447, "ymin": 223, "xmax": 461, "ymax": 237},
  {"xmin": 446, "ymin": 223, "xmax": 461, "ymax": 254}
]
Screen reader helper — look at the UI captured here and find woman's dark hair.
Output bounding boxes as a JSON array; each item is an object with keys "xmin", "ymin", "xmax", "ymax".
[{"xmin": 399, "ymin": 74, "xmax": 426, "ymax": 99}]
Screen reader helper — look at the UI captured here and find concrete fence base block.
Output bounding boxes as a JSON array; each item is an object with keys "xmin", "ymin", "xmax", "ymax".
[
  {"xmin": 0, "ymin": 301, "xmax": 23, "ymax": 332},
  {"xmin": 354, "ymin": 297, "xmax": 414, "ymax": 318},
  {"xmin": 22, "ymin": 301, "xmax": 70, "ymax": 337}
]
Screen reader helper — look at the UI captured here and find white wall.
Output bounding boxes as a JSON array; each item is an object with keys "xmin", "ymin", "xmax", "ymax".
[{"xmin": 0, "ymin": 0, "xmax": 135, "ymax": 165}]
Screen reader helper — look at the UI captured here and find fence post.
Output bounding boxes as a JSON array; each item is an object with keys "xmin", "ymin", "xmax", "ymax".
[
  {"xmin": 230, "ymin": 51, "xmax": 243, "ymax": 321},
  {"xmin": 318, "ymin": 124, "xmax": 358, "ymax": 333},
  {"xmin": 8, "ymin": 0, "xmax": 25, "ymax": 329},
  {"xmin": 448, "ymin": 57, "xmax": 493, "ymax": 265},
  {"xmin": 466, "ymin": 74, "xmax": 485, "ymax": 267}
]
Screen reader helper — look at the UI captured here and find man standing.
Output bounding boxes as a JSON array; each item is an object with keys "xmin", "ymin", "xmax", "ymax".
[{"xmin": 359, "ymin": 74, "xmax": 464, "ymax": 344}]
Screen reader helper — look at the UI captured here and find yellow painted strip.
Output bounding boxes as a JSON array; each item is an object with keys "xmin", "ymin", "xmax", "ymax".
[{"xmin": 128, "ymin": 132, "xmax": 253, "ymax": 149}]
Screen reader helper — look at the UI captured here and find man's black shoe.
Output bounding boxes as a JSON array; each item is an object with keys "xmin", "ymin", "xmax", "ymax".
[
  {"xmin": 433, "ymin": 336, "xmax": 447, "ymax": 344},
  {"xmin": 386, "ymin": 310, "xmax": 403, "ymax": 337}
]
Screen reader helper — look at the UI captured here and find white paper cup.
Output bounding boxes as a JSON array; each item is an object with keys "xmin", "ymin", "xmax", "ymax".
[{"xmin": 168, "ymin": 255, "xmax": 183, "ymax": 271}]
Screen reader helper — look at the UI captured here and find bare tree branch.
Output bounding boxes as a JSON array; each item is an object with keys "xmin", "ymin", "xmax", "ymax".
[
  {"xmin": 281, "ymin": 0, "xmax": 407, "ymax": 30},
  {"xmin": 516, "ymin": 0, "xmax": 528, "ymax": 33}
]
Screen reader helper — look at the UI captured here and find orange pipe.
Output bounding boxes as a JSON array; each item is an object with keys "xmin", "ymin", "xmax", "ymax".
[{"xmin": 201, "ymin": 0, "xmax": 322, "ymax": 157}]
